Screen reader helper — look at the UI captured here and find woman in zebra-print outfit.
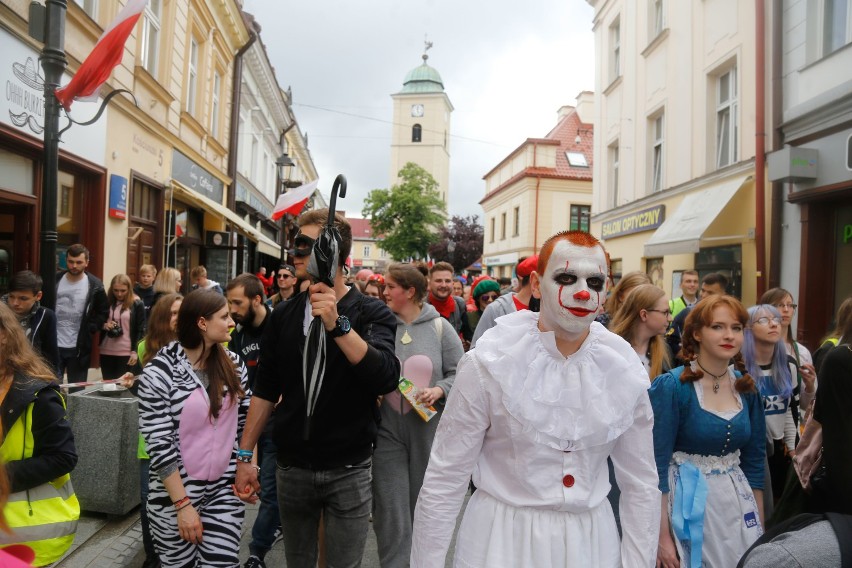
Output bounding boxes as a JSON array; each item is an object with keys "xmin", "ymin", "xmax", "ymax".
[{"xmin": 138, "ymin": 289, "xmax": 250, "ymax": 567}]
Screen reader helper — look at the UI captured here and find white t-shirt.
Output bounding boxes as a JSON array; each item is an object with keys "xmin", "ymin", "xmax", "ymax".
[{"xmin": 56, "ymin": 275, "xmax": 88, "ymax": 348}]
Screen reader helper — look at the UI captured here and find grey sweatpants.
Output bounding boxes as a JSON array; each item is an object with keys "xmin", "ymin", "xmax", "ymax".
[{"xmin": 372, "ymin": 408, "xmax": 441, "ymax": 568}]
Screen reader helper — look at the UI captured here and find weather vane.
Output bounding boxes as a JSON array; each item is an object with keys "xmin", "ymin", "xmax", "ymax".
[{"xmin": 423, "ymin": 35, "xmax": 433, "ymax": 61}]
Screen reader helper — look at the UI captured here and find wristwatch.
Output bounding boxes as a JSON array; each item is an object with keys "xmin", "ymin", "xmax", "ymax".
[{"xmin": 329, "ymin": 315, "xmax": 351, "ymax": 338}]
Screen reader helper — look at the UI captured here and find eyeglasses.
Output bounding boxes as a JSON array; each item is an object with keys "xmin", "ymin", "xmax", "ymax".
[
  {"xmin": 479, "ymin": 293, "xmax": 499, "ymax": 302},
  {"xmin": 755, "ymin": 316, "xmax": 782, "ymax": 326},
  {"xmin": 775, "ymin": 303, "xmax": 797, "ymax": 310},
  {"xmin": 277, "ymin": 273, "xmax": 294, "ymax": 280},
  {"xmin": 646, "ymin": 308, "xmax": 672, "ymax": 316},
  {"xmin": 367, "ymin": 274, "xmax": 385, "ymax": 285}
]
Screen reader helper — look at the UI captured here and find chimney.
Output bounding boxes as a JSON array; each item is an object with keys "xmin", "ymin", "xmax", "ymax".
[
  {"xmin": 557, "ymin": 105, "xmax": 575, "ymax": 120},
  {"xmin": 574, "ymin": 91, "xmax": 595, "ymax": 124}
]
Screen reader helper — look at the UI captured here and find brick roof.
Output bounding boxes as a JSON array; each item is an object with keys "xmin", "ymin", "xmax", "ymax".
[{"xmin": 348, "ymin": 217, "xmax": 376, "ymax": 240}]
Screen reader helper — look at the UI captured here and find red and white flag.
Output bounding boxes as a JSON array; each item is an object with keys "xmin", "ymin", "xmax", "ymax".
[
  {"xmin": 272, "ymin": 180, "xmax": 319, "ymax": 220},
  {"xmin": 55, "ymin": 0, "xmax": 148, "ymax": 111}
]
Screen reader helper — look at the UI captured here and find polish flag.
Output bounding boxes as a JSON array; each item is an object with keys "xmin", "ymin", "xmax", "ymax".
[
  {"xmin": 272, "ymin": 180, "xmax": 319, "ymax": 220},
  {"xmin": 55, "ymin": 0, "xmax": 148, "ymax": 111}
]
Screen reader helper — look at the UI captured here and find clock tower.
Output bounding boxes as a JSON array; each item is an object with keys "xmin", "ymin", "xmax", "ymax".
[{"xmin": 389, "ymin": 47, "xmax": 453, "ymax": 205}]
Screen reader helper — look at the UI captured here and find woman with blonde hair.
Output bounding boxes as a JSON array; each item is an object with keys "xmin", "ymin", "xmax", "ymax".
[
  {"xmin": 100, "ymin": 274, "xmax": 145, "ymax": 379},
  {"xmin": 152, "ymin": 268, "xmax": 183, "ymax": 306},
  {"xmin": 0, "ymin": 303, "xmax": 79, "ymax": 566},
  {"xmin": 610, "ymin": 283, "xmax": 673, "ymax": 380},
  {"xmin": 597, "ymin": 271, "xmax": 652, "ymax": 329}
]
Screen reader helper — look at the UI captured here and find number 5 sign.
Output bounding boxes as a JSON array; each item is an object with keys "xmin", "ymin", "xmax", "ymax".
[{"xmin": 109, "ymin": 174, "xmax": 128, "ymax": 220}]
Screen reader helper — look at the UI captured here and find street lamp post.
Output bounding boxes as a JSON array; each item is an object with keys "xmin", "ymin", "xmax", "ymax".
[
  {"xmin": 276, "ymin": 153, "xmax": 295, "ymax": 262},
  {"xmin": 447, "ymin": 240, "xmax": 456, "ymax": 268},
  {"xmin": 36, "ymin": 0, "xmax": 68, "ymax": 311}
]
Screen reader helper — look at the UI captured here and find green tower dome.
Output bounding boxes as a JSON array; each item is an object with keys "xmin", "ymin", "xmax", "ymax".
[{"xmin": 400, "ymin": 54, "xmax": 444, "ymax": 94}]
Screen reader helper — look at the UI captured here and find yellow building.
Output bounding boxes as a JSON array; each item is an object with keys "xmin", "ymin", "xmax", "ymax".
[
  {"xmin": 347, "ymin": 217, "xmax": 389, "ymax": 273},
  {"xmin": 481, "ymin": 95, "xmax": 595, "ymax": 278},
  {"xmin": 389, "ymin": 50, "xmax": 452, "ymax": 206},
  {"xmin": 587, "ymin": 0, "xmax": 768, "ymax": 305}
]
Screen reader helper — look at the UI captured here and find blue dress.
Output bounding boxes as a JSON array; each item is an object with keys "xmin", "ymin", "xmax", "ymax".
[{"xmin": 649, "ymin": 366, "xmax": 766, "ymax": 568}]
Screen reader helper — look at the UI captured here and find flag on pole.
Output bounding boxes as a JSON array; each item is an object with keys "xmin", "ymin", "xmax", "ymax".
[
  {"xmin": 55, "ymin": 0, "xmax": 148, "ymax": 111},
  {"xmin": 272, "ymin": 180, "xmax": 320, "ymax": 220}
]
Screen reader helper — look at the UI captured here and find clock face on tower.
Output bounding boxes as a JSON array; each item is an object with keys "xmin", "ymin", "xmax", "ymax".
[{"xmin": 411, "ymin": 104, "xmax": 424, "ymax": 117}]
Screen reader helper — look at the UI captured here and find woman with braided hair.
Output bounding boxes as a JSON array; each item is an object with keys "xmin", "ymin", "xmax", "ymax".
[{"xmin": 649, "ymin": 295, "xmax": 766, "ymax": 568}]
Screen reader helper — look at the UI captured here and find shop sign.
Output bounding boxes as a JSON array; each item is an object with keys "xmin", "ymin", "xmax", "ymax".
[
  {"xmin": 601, "ymin": 205, "xmax": 665, "ymax": 239},
  {"xmin": 236, "ymin": 181, "xmax": 273, "ymax": 218},
  {"xmin": 1, "ymin": 27, "xmax": 105, "ymax": 166},
  {"xmin": 844, "ymin": 224, "xmax": 852, "ymax": 244},
  {"xmin": 483, "ymin": 252, "xmax": 519, "ymax": 266},
  {"xmin": 108, "ymin": 174, "xmax": 128, "ymax": 219},
  {"xmin": 171, "ymin": 150, "xmax": 224, "ymax": 203}
]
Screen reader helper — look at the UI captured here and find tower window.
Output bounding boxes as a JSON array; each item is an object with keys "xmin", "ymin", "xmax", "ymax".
[{"xmin": 412, "ymin": 124, "xmax": 422, "ymax": 143}]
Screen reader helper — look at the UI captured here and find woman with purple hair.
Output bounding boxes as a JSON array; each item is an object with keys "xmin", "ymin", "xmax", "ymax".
[{"xmin": 741, "ymin": 304, "xmax": 806, "ymax": 509}]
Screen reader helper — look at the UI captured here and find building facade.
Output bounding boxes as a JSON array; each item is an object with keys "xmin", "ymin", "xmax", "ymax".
[
  {"xmin": 587, "ymin": 0, "xmax": 767, "ymax": 304},
  {"xmin": 389, "ymin": 52, "xmax": 452, "ymax": 206},
  {"xmin": 480, "ymin": 95, "xmax": 595, "ymax": 278},
  {"xmin": 769, "ymin": 0, "xmax": 852, "ymax": 348},
  {"xmin": 347, "ymin": 217, "xmax": 389, "ymax": 273}
]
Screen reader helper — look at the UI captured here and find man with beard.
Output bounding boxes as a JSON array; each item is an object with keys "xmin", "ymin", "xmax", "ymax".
[
  {"xmin": 55, "ymin": 243, "xmax": 108, "ymax": 386},
  {"xmin": 427, "ymin": 262, "xmax": 473, "ymax": 347},
  {"xmin": 226, "ymin": 273, "xmax": 279, "ymax": 568}
]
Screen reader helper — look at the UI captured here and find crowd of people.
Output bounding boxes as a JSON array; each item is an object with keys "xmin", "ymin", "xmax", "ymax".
[{"xmin": 0, "ymin": 219, "xmax": 851, "ymax": 567}]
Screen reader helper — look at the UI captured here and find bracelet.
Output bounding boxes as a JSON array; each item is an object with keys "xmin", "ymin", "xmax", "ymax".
[
  {"xmin": 236, "ymin": 449, "xmax": 253, "ymax": 458},
  {"xmin": 236, "ymin": 454, "xmax": 253, "ymax": 463},
  {"xmin": 173, "ymin": 496, "xmax": 190, "ymax": 509},
  {"xmin": 175, "ymin": 501, "xmax": 192, "ymax": 512}
]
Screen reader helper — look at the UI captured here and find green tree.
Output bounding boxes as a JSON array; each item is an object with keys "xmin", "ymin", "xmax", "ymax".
[{"xmin": 362, "ymin": 162, "xmax": 446, "ymax": 260}]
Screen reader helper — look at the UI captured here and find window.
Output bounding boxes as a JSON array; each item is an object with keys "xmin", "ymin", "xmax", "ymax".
[
  {"xmin": 610, "ymin": 19, "xmax": 621, "ymax": 83},
  {"xmin": 513, "ymin": 206, "xmax": 520, "ymax": 237},
  {"xmin": 565, "ymin": 152, "xmax": 589, "ymax": 168},
  {"xmin": 715, "ymin": 67, "xmax": 738, "ymax": 168},
  {"xmin": 490, "ymin": 217, "xmax": 495, "ymax": 243},
  {"xmin": 649, "ymin": 0, "xmax": 665, "ymax": 39},
  {"xmin": 380, "ymin": 248, "xmax": 388, "ymax": 258},
  {"xmin": 650, "ymin": 113, "xmax": 664, "ymax": 192},
  {"xmin": 187, "ymin": 38, "xmax": 199, "ymax": 114},
  {"xmin": 141, "ymin": 0, "xmax": 161, "ymax": 75},
  {"xmin": 501, "ymin": 212, "xmax": 507, "ymax": 240},
  {"xmin": 570, "ymin": 205, "xmax": 591, "ymax": 232},
  {"xmin": 73, "ymin": 0, "xmax": 97, "ymax": 19},
  {"xmin": 610, "ymin": 259, "xmax": 623, "ymax": 286},
  {"xmin": 363, "ymin": 245, "xmax": 371, "ymax": 257},
  {"xmin": 823, "ymin": 0, "xmax": 852, "ymax": 55},
  {"xmin": 412, "ymin": 124, "xmax": 422, "ymax": 143},
  {"xmin": 609, "ymin": 143, "xmax": 620, "ymax": 208},
  {"xmin": 210, "ymin": 72, "xmax": 221, "ymax": 138}
]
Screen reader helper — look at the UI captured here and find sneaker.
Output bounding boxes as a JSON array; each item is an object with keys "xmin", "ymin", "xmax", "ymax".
[
  {"xmin": 272, "ymin": 526, "xmax": 284, "ymax": 546},
  {"xmin": 244, "ymin": 555, "xmax": 266, "ymax": 568}
]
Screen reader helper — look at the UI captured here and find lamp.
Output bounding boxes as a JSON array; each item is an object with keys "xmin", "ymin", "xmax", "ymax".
[
  {"xmin": 574, "ymin": 127, "xmax": 592, "ymax": 145},
  {"xmin": 276, "ymin": 153, "xmax": 297, "ymax": 262},
  {"xmin": 276, "ymin": 153, "xmax": 295, "ymax": 188}
]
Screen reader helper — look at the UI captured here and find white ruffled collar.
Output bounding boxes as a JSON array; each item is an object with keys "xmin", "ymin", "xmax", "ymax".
[{"xmin": 474, "ymin": 310, "xmax": 651, "ymax": 451}]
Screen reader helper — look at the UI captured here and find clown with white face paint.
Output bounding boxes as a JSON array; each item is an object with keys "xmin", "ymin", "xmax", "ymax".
[{"xmin": 411, "ymin": 231, "xmax": 661, "ymax": 568}]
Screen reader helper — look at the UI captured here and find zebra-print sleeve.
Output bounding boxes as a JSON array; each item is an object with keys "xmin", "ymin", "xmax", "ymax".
[{"xmin": 138, "ymin": 350, "xmax": 180, "ymax": 476}]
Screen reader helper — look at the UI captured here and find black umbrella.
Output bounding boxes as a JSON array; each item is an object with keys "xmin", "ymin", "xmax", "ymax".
[{"xmin": 302, "ymin": 175, "xmax": 346, "ymax": 439}]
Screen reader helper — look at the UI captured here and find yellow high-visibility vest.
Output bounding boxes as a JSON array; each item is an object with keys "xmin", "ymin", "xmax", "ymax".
[{"xmin": 0, "ymin": 395, "xmax": 79, "ymax": 567}]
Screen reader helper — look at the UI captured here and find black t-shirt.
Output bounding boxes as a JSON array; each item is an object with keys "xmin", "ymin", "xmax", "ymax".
[
  {"xmin": 228, "ymin": 304, "xmax": 271, "ymax": 390},
  {"xmin": 813, "ymin": 344, "xmax": 852, "ymax": 515}
]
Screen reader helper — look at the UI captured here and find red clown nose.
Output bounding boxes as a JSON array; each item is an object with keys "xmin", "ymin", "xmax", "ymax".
[{"xmin": 573, "ymin": 290, "xmax": 591, "ymax": 301}]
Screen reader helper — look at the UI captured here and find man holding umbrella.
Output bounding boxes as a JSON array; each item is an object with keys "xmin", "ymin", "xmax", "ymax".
[{"xmin": 235, "ymin": 208, "xmax": 400, "ymax": 568}]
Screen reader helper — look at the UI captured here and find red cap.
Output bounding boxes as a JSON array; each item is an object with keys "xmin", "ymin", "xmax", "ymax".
[{"xmin": 516, "ymin": 255, "xmax": 539, "ymax": 278}]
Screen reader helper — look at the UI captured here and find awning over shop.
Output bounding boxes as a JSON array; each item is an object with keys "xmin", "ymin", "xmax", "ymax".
[
  {"xmin": 170, "ymin": 181, "xmax": 281, "ymax": 257},
  {"xmin": 643, "ymin": 176, "xmax": 753, "ymax": 257}
]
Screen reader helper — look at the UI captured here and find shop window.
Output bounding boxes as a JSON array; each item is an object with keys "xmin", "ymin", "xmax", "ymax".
[
  {"xmin": 715, "ymin": 67, "xmax": 738, "ymax": 169},
  {"xmin": 141, "ymin": 0, "xmax": 161, "ymax": 76},
  {"xmin": 695, "ymin": 245, "xmax": 742, "ymax": 299},
  {"xmin": 610, "ymin": 259, "xmax": 623, "ymax": 286},
  {"xmin": 646, "ymin": 257, "xmax": 664, "ymax": 289},
  {"xmin": 0, "ymin": 149, "xmax": 34, "ymax": 196},
  {"xmin": 570, "ymin": 204, "xmax": 591, "ymax": 232},
  {"xmin": 57, "ymin": 171, "xmax": 81, "ymax": 246},
  {"xmin": 412, "ymin": 124, "xmax": 422, "ymax": 143}
]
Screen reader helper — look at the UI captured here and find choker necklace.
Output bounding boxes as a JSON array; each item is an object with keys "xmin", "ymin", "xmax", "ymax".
[{"xmin": 696, "ymin": 360, "xmax": 728, "ymax": 394}]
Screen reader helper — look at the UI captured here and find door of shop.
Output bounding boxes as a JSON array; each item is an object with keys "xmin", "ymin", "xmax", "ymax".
[
  {"xmin": 126, "ymin": 178, "xmax": 162, "ymax": 282},
  {"xmin": 0, "ymin": 202, "xmax": 34, "ymax": 295},
  {"xmin": 695, "ymin": 245, "xmax": 743, "ymax": 299}
]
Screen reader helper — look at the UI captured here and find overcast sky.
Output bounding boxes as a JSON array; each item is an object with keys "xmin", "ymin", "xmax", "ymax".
[{"xmin": 242, "ymin": 0, "xmax": 595, "ymax": 220}]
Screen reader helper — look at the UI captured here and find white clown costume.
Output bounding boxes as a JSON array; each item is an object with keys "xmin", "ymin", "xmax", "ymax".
[{"xmin": 411, "ymin": 310, "xmax": 661, "ymax": 567}]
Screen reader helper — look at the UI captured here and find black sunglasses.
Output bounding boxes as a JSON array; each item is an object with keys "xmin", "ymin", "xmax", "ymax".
[{"xmin": 289, "ymin": 234, "xmax": 316, "ymax": 258}]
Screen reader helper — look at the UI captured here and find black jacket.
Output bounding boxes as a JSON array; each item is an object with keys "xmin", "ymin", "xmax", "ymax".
[
  {"xmin": 253, "ymin": 286, "xmax": 400, "ymax": 469},
  {"xmin": 133, "ymin": 283, "xmax": 156, "ymax": 320},
  {"xmin": 55, "ymin": 271, "xmax": 109, "ymax": 362},
  {"xmin": 0, "ymin": 373, "xmax": 78, "ymax": 493},
  {"xmin": 1, "ymin": 298, "xmax": 59, "ymax": 376}
]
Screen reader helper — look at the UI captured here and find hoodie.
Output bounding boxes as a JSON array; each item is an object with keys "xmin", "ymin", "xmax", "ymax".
[{"xmin": 1, "ymin": 296, "xmax": 60, "ymax": 376}]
